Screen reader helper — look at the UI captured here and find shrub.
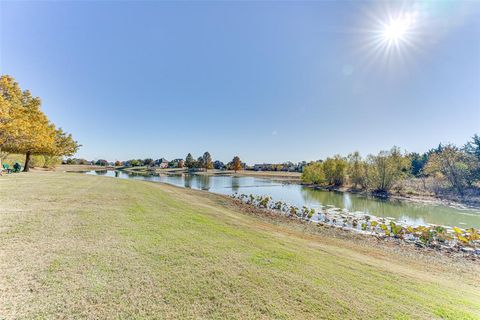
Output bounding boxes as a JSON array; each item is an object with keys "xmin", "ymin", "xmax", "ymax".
[
  {"xmin": 322, "ymin": 155, "xmax": 347, "ymax": 186},
  {"xmin": 365, "ymin": 146, "xmax": 410, "ymax": 193},
  {"xmin": 301, "ymin": 162, "xmax": 325, "ymax": 184}
]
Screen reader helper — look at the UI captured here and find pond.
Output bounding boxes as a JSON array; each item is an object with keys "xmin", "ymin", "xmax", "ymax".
[{"xmin": 85, "ymin": 170, "xmax": 480, "ymax": 228}]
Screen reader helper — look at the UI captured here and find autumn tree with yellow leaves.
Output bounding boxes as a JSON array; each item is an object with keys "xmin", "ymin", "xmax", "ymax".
[{"xmin": 0, "ymin": 75, "xmax": 79, "ymax": 171}]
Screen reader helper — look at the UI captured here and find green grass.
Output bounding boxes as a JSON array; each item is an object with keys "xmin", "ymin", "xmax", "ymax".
[{"xmin": 0, "ymin": 172, "xmax": 479, "ymax": 319}]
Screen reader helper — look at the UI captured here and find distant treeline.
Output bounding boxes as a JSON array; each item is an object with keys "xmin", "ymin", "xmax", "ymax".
[
  {"xmin": 301, "ymin": 135, "xmax": 480, "ymax": 195},
  {"xmin": 65, "ymin": 152, "xmax": 245, "ymax": 172}
]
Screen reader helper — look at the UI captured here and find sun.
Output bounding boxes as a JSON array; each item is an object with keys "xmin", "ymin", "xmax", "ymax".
[
  {"xmin": 382, "ymin": 16, "xmax": 412, "ymax": 43},
  {"xmin": 358, "ymin": 6, "xmax": 422, "ymax": 70}
]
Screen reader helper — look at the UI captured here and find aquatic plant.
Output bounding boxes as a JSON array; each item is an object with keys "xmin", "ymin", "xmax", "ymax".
[
  {"xmin": 352, "ymin": 219, "xmax": 358, "ymax": 228},
  {"xmin": 289, "ymin": 206, "xmax": 298, "ymax": 217},
  {"xmin": 274, "ymin": 201, "xmax": 283, "ymax": 210},
  {"xmin": 390, "ymin": 222, "xmax": 404, "ymax": 238},
  {"xmin": 258, "ymin": 196, "xmax": 271, "ymax": 208},
  {"xmin": 230, "ymin": 192, "xmax": 479, "ymax": 254}
]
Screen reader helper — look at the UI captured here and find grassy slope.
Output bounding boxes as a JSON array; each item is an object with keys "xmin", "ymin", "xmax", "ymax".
[{"xmin": 0, "ymin": 172, "xmax": 479, "ymax": 319}]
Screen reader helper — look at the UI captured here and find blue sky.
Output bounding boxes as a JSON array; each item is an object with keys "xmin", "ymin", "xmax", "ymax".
[{"xmin": 1, "ymin": 1, "xmax": 479, "ymax": 163}]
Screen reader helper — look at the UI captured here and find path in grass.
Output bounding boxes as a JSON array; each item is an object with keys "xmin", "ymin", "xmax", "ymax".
[{"xmin": 0, "ymin": 172, "xmax": 479, "ymax": 319}]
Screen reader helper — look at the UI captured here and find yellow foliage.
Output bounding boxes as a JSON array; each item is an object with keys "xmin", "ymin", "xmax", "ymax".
[{"xmin": 0, "ymin": 75, "xmax": 79, "ymax": 170}]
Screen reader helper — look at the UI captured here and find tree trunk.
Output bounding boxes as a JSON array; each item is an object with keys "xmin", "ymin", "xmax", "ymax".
[{"xmin": 24, "ymin": 151, "xmax": 31, "ymax": 172}]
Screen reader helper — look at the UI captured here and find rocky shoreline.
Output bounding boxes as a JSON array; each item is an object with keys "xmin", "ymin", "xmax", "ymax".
[{"xmin": 231, "ymin": 193, "xmax": 480, "ymax": 258}]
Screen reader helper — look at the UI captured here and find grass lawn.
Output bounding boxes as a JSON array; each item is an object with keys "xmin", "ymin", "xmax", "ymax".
[{"xmin": 0, "ymin": 172, "xmax": 479, "ymax": 319}]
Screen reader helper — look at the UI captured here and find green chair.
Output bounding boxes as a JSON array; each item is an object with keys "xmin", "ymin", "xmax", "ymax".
[
  {"xmin": 13, "ymin": 163, "xmax": 21, "ymax": 173},
  {"xmin": 2, "ymin": 163, "xmax": 11, "ymax": 174}
]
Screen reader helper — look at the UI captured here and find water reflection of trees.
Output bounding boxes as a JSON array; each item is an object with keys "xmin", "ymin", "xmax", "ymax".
[
  {"xmin": 95, "ymin": 170, "xmax": 108, "ymax": 175},
  {"xmin": 195, "ymin": 175, "xmax": 211, "ymax": 191},
  {"xmin": 231, "ymin": 177, "xmax": 240, "ymax": 193},
  {"xmin": 300, "ymin": 187, "xmax": 477, "ymax": 227},
  {"xmin": 184, "ymin": 174, "xmax": 193, "ymax": 188},
  {"xmin": 182, "ymin": 174, "xmax": 211, "ymax": 190}
]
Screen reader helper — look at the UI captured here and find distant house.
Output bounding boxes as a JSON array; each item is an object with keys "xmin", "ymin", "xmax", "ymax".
[
  {"xmin": 253, "ymin": 163, "xmax": 274, "ymax": 171},
  {"xmin": 253, "ymin": 162, "xmax": 307, "ymax": 172},
  {"xmin": 154, "ymin": 158, "xmax": 169, "ymax": 168}
]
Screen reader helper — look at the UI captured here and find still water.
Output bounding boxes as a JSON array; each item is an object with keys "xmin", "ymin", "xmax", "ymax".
[{"xmin": 86, "ymin": 170, "xmax": 480, "ymax": 228}]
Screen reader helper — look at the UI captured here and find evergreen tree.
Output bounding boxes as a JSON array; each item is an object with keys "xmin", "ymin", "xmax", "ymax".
[
  {"xmin": 196, "ymin": 156, "xmax": 205, "ymax": 169},
  {"xmin": 465, "ymin": 134, "xmax": 480, "ymax": 161},
  {"xmin": 202, "ymin": 152, "xmax": 213, "ymax": 171},
  {"xmin": 185, "ymin": 153, "xmax": 195, "ymax": 168}
]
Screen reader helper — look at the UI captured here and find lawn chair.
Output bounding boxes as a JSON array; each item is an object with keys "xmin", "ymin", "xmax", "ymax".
[
  {"xmin": 13, "ymin": 163, "xmax": 21, "ymax": 173},
  {"xmin": 2, "ymin": 163, "xmax": 12, "ymax": 174}
]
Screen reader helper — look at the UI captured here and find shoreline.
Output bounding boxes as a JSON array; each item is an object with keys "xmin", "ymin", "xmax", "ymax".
[{"xmin": 229, "ymin": 195, "xmax": 480, "ymax": 259}]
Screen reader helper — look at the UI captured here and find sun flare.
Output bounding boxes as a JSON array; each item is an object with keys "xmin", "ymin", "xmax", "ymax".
[{"xmin": 383, "ymin": 18, "xmax": 410, "ymax": 42}]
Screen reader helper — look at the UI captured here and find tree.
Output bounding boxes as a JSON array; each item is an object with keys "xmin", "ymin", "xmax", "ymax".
[
  {"xmin": 3, "ymin": 90, "xmax": 56, "ymax": 171},
  {"xmin": 322, "ymin": 155, "xmax": 347, "ymax": 186},
  {"xmin": 409, "ymin": 152, "xmax": 429, "ymax": 177},
  {"xmin": 143, "ymin": 158, "xmax": 154, "ymax": 166},
  {"xmin": 196, "ymin": 156, "xmax": 205, "ymax": 169},
  {"xmin": 78, "ymin": 159, "xmax": 89, "ymax": 165},
  {"xmin": 0, "ymin": 75, "xmax": 79, "ymax": 171},
  {"xmin": 347, "ymin": 151, "xmax": 365, "ymax": 189},
  {"xmin": 366, "ymin": 146, "xmax": 410, "ymax": 193},
  {"xmin": 95, "ymin": 159, "xmax": 109, "ymax": 166},
  {"xmin": 114, "ymin": 160, "xmax": 122, "ymax": 167},
  {"xmin": 185, "ymin": 153, "xmax": 195, "ymax": 169},
  {"xmin": 231, "ymin": 156, "xmax": 242, "ymax": 173},
  {"xmin": 177, "ymin": 159, "xmax": 185, "ymax": 168},
  {"xmin": 50, "ymin": 128, "xmax": 79, "ymax": 158},
  {"xmin": 213, "ymin": 160, "xmax": 224, "ymax": 170},
  {"xmin": 424, "ymin": 144, "xmax": 479, "ymax": 194},
  {"xmin": 202, "ymin": 151, "xmax": 213, "ymax": 171},
  {"xmin": 40, "ymin": 128, "xmax": 79, "ymax": 168},
  {"xmin": 464, "ymin": 134, "xmax": 480, "ymax": 181},
  {"xmin": 0, "ymin": 75, "xmax": 27, "ymax": 169},
  {"xmin": 129, "ymin": 159, "xmax": 141, "ymax": 167},
  {"xmin": 301, "ymin": 162, "xmax": 325, "ymax": 185},
  {"xmin": 43, "ymin": 155, "xmax": 61, "ymax": 168},
  {"xmin": 464, "ymin": 134, "xmax": 480, "ymax": 161}
]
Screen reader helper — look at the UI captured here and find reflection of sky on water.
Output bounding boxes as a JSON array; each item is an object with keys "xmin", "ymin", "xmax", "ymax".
[
  {"xmin": 85, "ymin": 170, "xmax": 480, "ymax": 228},
  {"xmin": 343, "ymin": 193, "xmax": 352, "ymax": 210}
]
